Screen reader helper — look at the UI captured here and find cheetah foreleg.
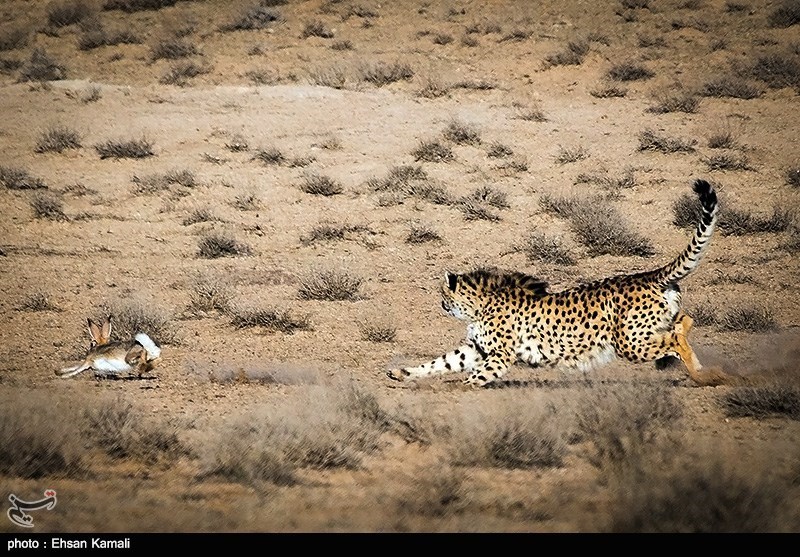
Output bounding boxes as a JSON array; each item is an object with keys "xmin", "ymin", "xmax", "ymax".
[{"xmin": 387, "ymin": 344, "xmax": 483, "ymax": 382}]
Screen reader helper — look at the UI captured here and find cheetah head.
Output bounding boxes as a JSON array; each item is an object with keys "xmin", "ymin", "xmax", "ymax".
[{"xmin": 440, "ymin": 272, "xmax": 484, "ymax": 321}]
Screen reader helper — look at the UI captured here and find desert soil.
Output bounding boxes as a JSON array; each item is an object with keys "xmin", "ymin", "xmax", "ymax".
[{"xmin": 0, "ymin": 0, "xmax": 799, "ymax": 533}]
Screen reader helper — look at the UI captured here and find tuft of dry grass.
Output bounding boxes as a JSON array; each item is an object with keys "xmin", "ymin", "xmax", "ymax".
[
  {"xmin": 83, "ymin": 397, "xmax": 188, "ymax": 465},
  {"xmin": 718, "ymin": 304, "xmax": 779, "ymax": 332},
  {"xmin": 103, "ymin": 0, "xmax": 178, "ymax": 13},
  {"xmin": 540, "ymin": 194, "xmax": 654, "ymax": 257},
  {"xmin": 187, "ymin": 273, "xmax": 234, "ymax": 314},
  {"xmin": 718, "ymin": 206, "xmax": 792, "ymax": 235},
  {"xmin": 411, "ymin": 140, "xmax": 454, "ymax": 162},
  {"xmin": 786, "ymin": 167, "xmax": 800, "ymax": 188},
  {"xmin": 0, "ymin": 166, "xmax": 47, "ymax": 190},
  {"xmin": 301, "ymin": 222, "xmax": 374, "ymax": 246},
  {"xmin": 543, "ymin": 39, "xmax": 589, "ymax": 67},
  {"xmin": 443, "ymin": 392, "xmax": 570, "ymax": 470},
  {"xmin": 47, "ymin": 0, "xmax": 95, "ymax": 28},
  {"xmin": 0, "ymin": 390, "xmax": 84, "ymax": 478},
  {"xmin": 35, "ymin": 125, "xmax": 82, "ymax": 153},
  {"xmin": 101, "ymin": 299, "xmax": 179, "ymax": 346},
  {"xmin": 406, "ymin": 223, "xmax": 442, "ymax": 244},
  {"xmin": 200, "ymin": 383, "xmax": 385, "ymax": 485},
  {"xmin": 149, "ymin": 37, "xmax": 198, "ymax": 61},
  {"xmin": 721, "ymin": 382, "xmax": 800, "ymax": 420},
  {"xmin": 606, "ymin": 62, "xmax": 654, "ymax": 81},
  {"xmin": 0, "ymin": 26, "xmax": 29, "ymax": 51},
  {"xmin": 703, "ymin": 153, "xmax": 753, "ymax": 171},
  {"xmin": 357, "ymin": 61, "xmax": 414, "ymax": 86},
  {"xmin": 516, "ymin": 232, "xmax": 576, "ymax": 265},
  {"xmin": 229, "ymin": 305, "xmax": 311, "ymax": 334},
  {"xmin": 750, "ymin": 54, "xmax": 800, "ymax": 90},
  {"xmin": 160, "ymin": 61, "xmax": 210, "ymax": 86},
  {"xmin": 554, "ymin": 145, "xmax": 589, "ymax": 164},
  {"xmin": 301, "ymin": 20, "xmax": 334, "ymax": 39},
  {"xmin": 700, "ymin": 75, "xmax": 763, "ymax": 99},
  {"xmin": 95, "ymin": 137, "xmax": 154, "ymax": 159},
  {"xmin": 394, "ymin": 466, "xmax": 470, "ymax": 517},
  {"xmin": 608, "ymin": 454, "xmax": 793, "ymax": 532},
  {"xmin": 590, "ymin": 83, "xmax": 628, "ymax": 98},
  {"xmin": 19, "ymin": 48, "xmax": 66, "ymax": 82},
  {"xmin": 360, "ymin": 322, "xmax": 397, "ymax": 342},
  {"xmin": 768, "ymin": 0, "xmax": 800, "ymax": 27},
  {"xmin": 576, "ymin": 380, "xmax": 682, "ymax": 477},
  {"xmin": 300, "ymin": 173, "xmax": 343, "ymax": 196},
  {"xmin": 17, "ymin": 291, "xmax": 61, "ymax": 312},
  {"xmin": 298, "ymin": 270, "xmax": 363, "ymax": 301},
  {"xmin": 458, "ymin": 199, "xmax": 500, "ymax": 222},
  {"xmin": 647, "ymin": 90, "xmax": 700, "ymax": 113},
  {"xmin": 31, "ymin": 192, "xmax": 68, "ymax": 221},
  {"xmin": 220, "ymin": 4, "xmax": 283, "ymax": 32},
  {"xmin": 442, "ymin": 118, "xmax": 481, "ymax": 145},
  {"xmin": 198, "ymin": 231, "xmax": 253, "ymax": 259},
  {"xmin": 638, "ymin": 129, "xmax": 696, "ymax": 153}
]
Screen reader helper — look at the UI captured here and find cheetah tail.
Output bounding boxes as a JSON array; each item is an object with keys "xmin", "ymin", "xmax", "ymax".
[{"xmin": 654, "ymin": 179, "xmax": 718, "ymax": 285}]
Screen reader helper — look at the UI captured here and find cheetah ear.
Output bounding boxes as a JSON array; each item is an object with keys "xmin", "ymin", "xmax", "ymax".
[{"xmin": 445, "ymin": 272, "xmax": 458, "ymax": 292}]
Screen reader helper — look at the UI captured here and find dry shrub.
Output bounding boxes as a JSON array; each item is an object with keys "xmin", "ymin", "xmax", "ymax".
[
  {"xmin": 229, "ymin": 305, "xmax": 311, "ymax": 334},
  {"xmin": 360, "ymin": 322, "xmax": 397, "ymax": 342},
  {"xmin": 412, "ymin": 140, "xmax": 454, "ymax": 162},
  {"xmin": 0, "ymin": 166, "xmax": 47, "ymax": 190},
  {"xmin": 540, "ymin": 194, "xmax": 654, "ymax": 257},
  {"xmin": 394, "ymin": 466, "xmax": 471, "ymax": 517},
  {"xmin": 608, "ymin": 452, "xmax": 794, "ymax": 532},
  {"xmin": 200, "ymin": 382, "xmax": 385, "ymax": 485},
  {"xmin": 198, "ymin": 231, "xmax": 253, "ymax": 259},
  {"xmin": 83, "ymin": 396, "xmax": 188, "ymax": 466},
  {"xmin": 17, "ymin": 290, "xmax": 61, "ymax": 312},
  {"xmin": 19, "ymin": 48, "xmax": 66, "ymax": 82},
  {"xmin": 187, "ymin": 273, "xmax": 234, "ymax": 314},
  {"xmin": 100, "ymin": 298, "xmax": 178, "ymax": 345},
  {"xmin": 0, "ymin": 389, "xmax": 84, "ymax": 478},
  {"xmin": 406, "ymin": 223, "xmax": 442, "ymax": 244},
  {"xmin": 31, "ymin": 192, "xmax": 67, "ymax": 221},
  {"xmin": 300, "ymin": 173, "xmax": 343, "ymax": 196},
  {"xmin": 357, "ymin": 60, "xmax": 414, "ymax": 86},
  {"xmin": 517, "ymin": 232, "xmax": 576, "ymax": 265},
  {"xmin": 575, "ymin": 380, "xmax": 683, "ymax": 477},
  {"xmin": 95, "ymin": 137, "xmax": 154, "ymax": 159},
  {"xmin": 298, "ymin": 270, "xmax": 363, "ymax": 301},
  {"xmin": 444, "ymin": 391, "xmax": 570, "ymax": 470},
  {"xmin": 36, "ymin": 125, "xmax": 82, "ymax": 153},
  {"xmin": 103, "ymin": 0, "xmax": 178, "ymax": 13},
  {"xmin": 442, "ymin": 118, "xmax": 481, "ymax": 145},
  {"xmin": 638, "ymin": 129, "xmax": 696, "ymax": 153},
  {"xmin": 606, "ymin": 62, "xmax": 654, "ymax": 81},
  {"xmin": 718, "ymin": 304, "xmax": 779, "ymax": 332},
  {"xmin": 721, "ymin": 380, "xmax": 800, "ymax": 420}
]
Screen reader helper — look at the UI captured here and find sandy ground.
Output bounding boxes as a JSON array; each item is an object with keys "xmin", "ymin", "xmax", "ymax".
[{"xmin": 0, "ymin": 0, "xmax": 799, "ymax": 533}]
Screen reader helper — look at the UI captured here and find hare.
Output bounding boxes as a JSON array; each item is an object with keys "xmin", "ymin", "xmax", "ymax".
[{"xmin": 58, "ymin": 316, "xmax": 162, "ymax": 378}]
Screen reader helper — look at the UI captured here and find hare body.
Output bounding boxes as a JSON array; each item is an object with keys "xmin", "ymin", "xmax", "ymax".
[{"xmin": 58, "ymin": 317, "xmax": 161, "ymax": 378}]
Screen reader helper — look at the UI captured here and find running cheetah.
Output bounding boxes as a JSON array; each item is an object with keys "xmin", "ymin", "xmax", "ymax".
[{"xmin": 388, "ymin": 179, "xmax": 727, "ymax": 387}]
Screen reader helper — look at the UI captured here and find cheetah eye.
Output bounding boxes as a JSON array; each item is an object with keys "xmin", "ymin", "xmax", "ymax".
[{"xmin": 446, "ymin": 272, "xmax": 458, "ymax": 292}]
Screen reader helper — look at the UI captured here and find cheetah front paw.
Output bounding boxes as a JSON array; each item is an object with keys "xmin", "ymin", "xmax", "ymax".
[{"xmin": 387, "ymin": 368, "xmax": 411, "ymax": 382}]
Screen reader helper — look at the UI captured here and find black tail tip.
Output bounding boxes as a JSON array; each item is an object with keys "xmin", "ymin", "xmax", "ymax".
[{"xmin": 693, "ymin": 179, "xmax": 717, "ymax": 209}]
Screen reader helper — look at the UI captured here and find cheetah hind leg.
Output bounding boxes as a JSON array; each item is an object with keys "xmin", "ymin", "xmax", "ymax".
[{"xmin": 671, "ymin": 312, "xmax": 729, "ymax": 386}]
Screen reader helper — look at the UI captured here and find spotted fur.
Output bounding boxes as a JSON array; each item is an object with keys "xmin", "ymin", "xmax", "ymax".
[{"xmin": 388, "ymin": 179, "xmax": 727, "ymax": 387}]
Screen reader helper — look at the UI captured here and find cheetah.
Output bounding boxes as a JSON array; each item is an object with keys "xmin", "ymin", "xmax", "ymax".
[{"xmin": 388, "ymin": 179, "xmax": 728, "ymax": 388}]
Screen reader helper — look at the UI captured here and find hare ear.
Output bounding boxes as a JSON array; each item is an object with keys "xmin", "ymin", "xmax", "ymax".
[
  {"xmin": 445, "ymin": 272, "xmax": 458, "ymax": 292},
  {"xmin": 100, "ymin": 316, "xmax": 112, "ymax": 344},
  {"xmin": 87, "ymin": 319, "xmax": 102, "ymax": 346}
]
